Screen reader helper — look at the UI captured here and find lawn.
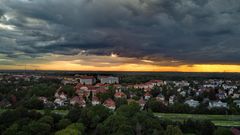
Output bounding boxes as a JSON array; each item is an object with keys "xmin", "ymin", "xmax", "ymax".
[{"xmin": 155, "ymin": 113, "xmax": 240, "ymax": 127}]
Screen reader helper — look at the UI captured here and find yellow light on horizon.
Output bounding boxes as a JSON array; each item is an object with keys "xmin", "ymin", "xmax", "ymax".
[{"xmin": 141, "ymin": 59, "xmax": 154, "ymax": 63}]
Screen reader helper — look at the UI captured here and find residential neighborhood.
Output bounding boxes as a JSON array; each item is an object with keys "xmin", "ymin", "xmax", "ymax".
[
  {"xmin": 1, "ymin": 73, "xmax": 240, "ymax": 114},
  {"xmin": 1, "ymin": 72, "xmax": 240, "ymax": 135}
]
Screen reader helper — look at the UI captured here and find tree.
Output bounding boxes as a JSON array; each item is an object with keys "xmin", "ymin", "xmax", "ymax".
[
  {"xmin": 2, "ymin": 124, "xmax": 19, "ymax": 135},
  {"xmin": 132, "ymin": 111, "xmax": 164, "ymax": 134},
  {"xmin": 196, "ymin": 120, "xmax": 215, "ymax": 135},
  {"xmin": 168, "ymin": 103, "xmax": 191, "ymax": 113},
  {"xmin": 116, "ymin": 103, "xmax": 140, "ymax": 117},
  {"xmin": 67, "ymin": 107, "xmax": 82, "ymax": 122},
  {"xmin": 97, "ymin": 93, "xmax": 111, "ymax": 103},
  {"xmin": 30, "ymin": 83, "xmax": 57, "ymax": 98},
  {"xmin": 115, "ymin": 98, "xmax": 128, "ymax": 108},
  {"xmin": 28, "ymin": 121, "xmax": 51, "ymax": 135},
  {"xmin": 38, "ymin": 116, "xmax": 54, "ymax": 126},
  {"xmin": 165, "ymin": 125, "xmax": 183, "ymax": 135},
  {"xmin": 96, "ymin": 114, "xmax": 132, "ymax": 135},
  {"xmin": 0, "ymin": 110, "xmax": 20, "ymax": 128},
  {"xmin": 147, "ymin": 98, "xmax": 167, "ymax": 112},
  {"xmin": 55, "ymin": 123, "xmax": 84, "ymax": 135},
  {"xmin": 150, "ymin": 86, "xmax": 161, "ymax": 97},
  {"xmin": 62, "ymin": 85, "xmax": 75, "ymax": 97},
  {"xmin": 24, "ymin": 96, "xmax": 44, "ymax": 109},
  {"xmin": 79, "ymin": 105, "xmax": 111, "ymax": 130},
  {"xmin": 57, "ymin": 119, "xmax": 72, "ymax": 130}
]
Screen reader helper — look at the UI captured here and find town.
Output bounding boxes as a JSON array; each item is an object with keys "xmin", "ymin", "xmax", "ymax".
[
  {"xmin": 1, "ymin": 73, "xmax": 240, "ymax": 114},
  {"xmin": 1, "ymin": 72, "xmax": 240, "ymax": 135}
]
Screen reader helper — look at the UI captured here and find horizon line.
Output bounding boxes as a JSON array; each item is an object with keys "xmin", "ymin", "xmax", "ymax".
[{"xmin": 0, "ymin": 69, "xmax": 240, "ymax": 74}]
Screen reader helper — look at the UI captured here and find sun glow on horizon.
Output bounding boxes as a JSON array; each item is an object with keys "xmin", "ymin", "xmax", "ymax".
[{"xmin": 1, "ymin": 62, "xmax": 240, "ymax": 73}]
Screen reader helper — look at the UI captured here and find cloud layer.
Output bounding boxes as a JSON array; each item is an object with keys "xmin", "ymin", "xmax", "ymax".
[{"xmin": 0, "ymin": 0, "xmax": 240, "ymax": 68}]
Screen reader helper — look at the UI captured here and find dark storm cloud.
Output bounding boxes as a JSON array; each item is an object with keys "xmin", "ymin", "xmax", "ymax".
[{"xmin": 0, "ymin": 0, "xmax": 240, "ymax": 65}]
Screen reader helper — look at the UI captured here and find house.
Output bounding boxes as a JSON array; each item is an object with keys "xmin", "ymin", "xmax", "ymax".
[
  {"xmin": 70, "ymin": 96, "xmax": 86, "ymax": 107},
  {"xmin": 54, "ymin": 98, "xmax": 67, "ymax": 107},
  {"xmin": 54, "ymin": 88, "xmax": 68, "ymax": 107},
  {"xmin": 203, "ymin": 84, "xmax": 217, "ymax": 88},
  {"xmin": 216, "ymin": 93, "xmax": 226, "ymax": 100},
  {"xmin": 138, "ymin": 98, "xmax": 146, "ymax": 110},
  {"xmin": 184, "ymin": 99, "xmax": 200, "ymax": 108},
  {"xmin": 134, "ymin": 84, "xmax": 145, "ymax": 89},
  {"xmin": 233, "ymin": 100, "xmax": 240, "ymax": 108},
  {"xmin": 92, "ymin": 96, "xmax": 100, "ymax": 106},
  {"xmin": 174, "ymin": 81, "xmax": 190, "ymax": 87},
  {"xmin": 148, "ymin": 80, "xmax": 164, "ymax": 86},
  {"xmin": 59, "ymin": 92, "xmax": 67, "ymax": 100},
  {"xmin": 232, "ymin": 93, "xmax": 240, "ymax": 99},
  {"xmin": 202, "ymin": 98, "xmax": 210, "ymax": 104},
  {"xmin": 114, "ymin": 89, "xmax": 127, "ymax": 98},
  {"xmin": 113, "ymin": 84, "xmax": 122, "ymax": 89},
  {"xmin": 134, "ymin": 81, "xmax": 159, "ymax": 91},
  {"xmin": 38, "ymin": 97, "xmax": 48, "ymax": 104},
  {"xmin": 156, "ymin": 94, "xmax": 165, "ymax": 102},
  {"xmin": 55, "ymin": 89, "xmax": 68, "ymax": 101},
  {"xmin": 222, "ymin": 84, "xmax": 237, "ymax": 90},
  {"xmin": 143, "ymin": 82, "xmax": 155, "ymax": 90},
  {"xmin": 94, "ymin": 88, "xmax": 107, "ymax": 95},
  {"xmin": 169, "ymin": 96, "xmax": 175, "ymax": 104},
  {"xmin": 62, "ymin": 77, "xmax": 78, "ymax": 85},
  {"xmin": 99, "ymin": 76, "xmax": 119, "ymax": 84},
  {"xmin": 144, "ymin": 92, "xmax": 151, "ymax": 100},
  {"xmin": 103, "ymin": 98, "xmax": 116, "ymax": 110},
  {"xmin": 79, "ymin": 76, "xmax": 96, "ymax": 85},
  {"xmin": 180, "ymin": 91, "xmax": 187, "ymax": 97},
  {"xmin": 95, "ymin": 83, "xmax": 110, "ymax": 88},
  {"xmin": 208, "ymin": 101, "xmax": 228, "ymax": 108}
]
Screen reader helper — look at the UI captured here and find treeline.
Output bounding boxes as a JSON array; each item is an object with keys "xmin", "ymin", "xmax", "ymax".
[{"xmin": 0, "ymin": 103, "xmax": 232, "ymax": 135}]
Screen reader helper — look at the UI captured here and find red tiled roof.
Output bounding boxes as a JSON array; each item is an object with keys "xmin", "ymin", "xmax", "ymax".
[
  {"xmin": 114, "ymin": 92, "xmax": 126, "ymax": 98},
  {"xmin": 145, "ymin": 82, "xmax": 153, "ymax": 85},
  {"xmin": 71, "ymin": 96, "xmax": 85, "ymax": 105},
  {"xmin": 92, "ymin": 96, "xmax": 100, "ymax": 102},
  {"xmin": 144, "ymin": 92, "xmax": 151, "ymax": 96},
  {"xmin": 138, "ymin": 98, "xmax": 146, "ymax": 105},
  {"xmin": 96, "ymin": 88, "xmax": 107, "ymax": 93},
  {"xmin": 95, "ymin": 83, "xmax": 110, "ymax": 87},
  {"xmin": 103, "ymin": 98, "xmax": 115, "ymax": 107},
  {"xmin": 149, "ymin": 80, "xmax": 163, "ymax": 83}
]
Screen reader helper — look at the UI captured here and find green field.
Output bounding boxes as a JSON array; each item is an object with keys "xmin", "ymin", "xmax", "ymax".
[{"xmin": 155, "ymin": 113, "xmax": 240, "ymax": 127}]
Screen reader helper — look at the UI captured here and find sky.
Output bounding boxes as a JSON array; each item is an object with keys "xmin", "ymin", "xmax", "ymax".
[{"xmin": 0, "ymin": 0, "xmax": 240, "ymax": 72}]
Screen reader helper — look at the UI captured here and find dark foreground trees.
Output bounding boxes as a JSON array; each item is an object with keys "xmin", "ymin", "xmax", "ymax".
[{"xmin": 0, "ymin": 104, "xmax": 226, "ymax": 135}]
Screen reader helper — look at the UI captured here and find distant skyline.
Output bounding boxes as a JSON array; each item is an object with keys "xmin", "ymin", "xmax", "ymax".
[{"xmin": 0, "ymin": 0, "xmax": 240, "ymax": 72}]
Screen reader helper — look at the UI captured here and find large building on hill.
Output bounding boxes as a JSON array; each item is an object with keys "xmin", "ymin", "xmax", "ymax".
[
  {"xmin": 98, "ymin": 76, "xmax": 119, "ymax": 84},
  {"xmin": 79, "ymin": 76, "xmax": 96, "ymax": 85}
]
